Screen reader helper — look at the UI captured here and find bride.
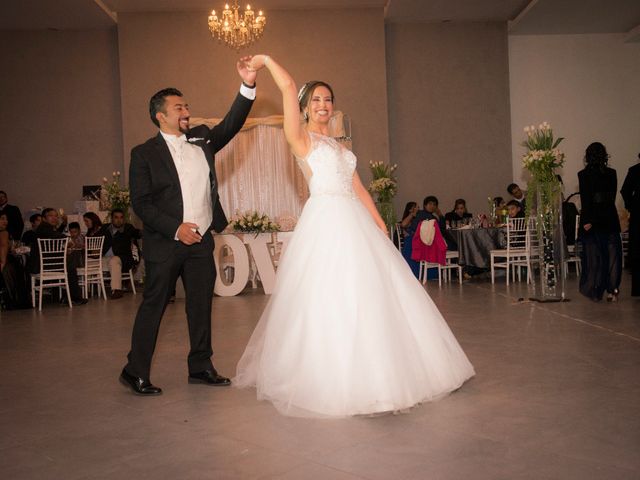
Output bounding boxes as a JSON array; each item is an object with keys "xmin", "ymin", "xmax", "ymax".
[{"xmin": 234, "ymin": 55, "xmax": 475, "ymax": 417}]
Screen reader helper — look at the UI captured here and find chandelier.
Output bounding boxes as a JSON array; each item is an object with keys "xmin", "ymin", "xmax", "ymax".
[{"xmin": 208, "ymin": 1, "xmax": 266, "ymax": 50}]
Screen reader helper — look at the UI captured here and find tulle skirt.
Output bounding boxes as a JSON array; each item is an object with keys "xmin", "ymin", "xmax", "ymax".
[{"xmin": 234, "ymin": 194, "xmax": 475, "ymax": 417}]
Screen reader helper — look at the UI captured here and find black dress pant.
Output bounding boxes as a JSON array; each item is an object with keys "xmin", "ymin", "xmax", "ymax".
[
  {"xmin": 125, "ymin": 234, "xmax": 216, "ymax": 380},
  {"xmin": 629, "ymin": 216, "xmax": 639, "ymax": 296}
]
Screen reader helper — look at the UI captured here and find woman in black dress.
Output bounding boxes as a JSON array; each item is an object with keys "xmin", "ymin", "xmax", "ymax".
[
  {"xmin": 578, "ymin": 142, "xmax": 622, "ymax": 301},
  {"xmin": 0, "ymin": 213, "xmax": 31, "ymax": 309}
]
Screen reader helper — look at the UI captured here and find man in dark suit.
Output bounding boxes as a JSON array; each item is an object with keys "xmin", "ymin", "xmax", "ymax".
[
  {"xmin": 98, "ymin": 208, "xmax": 141, "ymax": 300},
  {"xmin": 621, "ymin": 153, "xmax": 640, "ymax": 296},
  {"xmin": 120, "ymin": 58, "xmax": 257, "ymax": 395},
  {"xmin": 0, "ymin": 191, "xmax": 24, "ymax": 241}
]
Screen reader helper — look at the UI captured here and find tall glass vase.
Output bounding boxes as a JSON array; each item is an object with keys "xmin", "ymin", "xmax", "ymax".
[
  {"xmin": 376, "ymin": 200, "xmax": 396, "ymax": 238},
  {"xmin": 528, "ymin": 181, "xmax": 566, "ymax": 302}
]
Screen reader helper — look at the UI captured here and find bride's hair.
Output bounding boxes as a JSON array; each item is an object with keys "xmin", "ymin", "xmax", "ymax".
[{"xmin": 297, "ymin": 81, "xmax": 334, "ymax": 121}]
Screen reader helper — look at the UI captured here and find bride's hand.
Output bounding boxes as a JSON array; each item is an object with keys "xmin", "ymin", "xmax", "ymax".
[
  {"xmin": 246, "ymin": 54, "xmax": 269, "ymax": 72},
  {"xmin": 237, "ymin": 55, "xmax": 258, "ymax": 86}
]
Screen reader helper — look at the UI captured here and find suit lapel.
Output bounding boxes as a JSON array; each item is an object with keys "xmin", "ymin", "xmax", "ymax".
[{"xmin": 153, "ymin": 133, "xmax": 181, "ymax": 188}]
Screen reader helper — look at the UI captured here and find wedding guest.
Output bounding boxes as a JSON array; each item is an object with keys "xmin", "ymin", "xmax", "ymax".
[
  {"xmin": 21, "ymin": 213, "xmax": 42, "ymax": 247},
  {"xmin": 0, "ymin": 191, "xmax": 24, "ymax": 241},
  {"xmin": 0, "ymin": 213, "xmax": 30, "ymax": 309},
  {"xmin": 68, "ymin": 222, "xmax": 85, "ymax": 252},
  {"xmin": 493, "ymin": 196, "xmax": 508, "ymax": 224},
  {"xmin": 398, "ymin": 201, "xmax": 418, "ymax": 239},
  {"xmin": 445, "ymin": 198, "xmax": 472, "ymax": 227},
  {"xmin": 578, "ymin": 142, "xmax": 622, "ymax": 302},
  {"xmin": 621, "ymin": 152, "xmax": 640, "ymax": 296},
  {"xmin": 28, "ymin": 208, "xmax": 87, "ymax": 305},
  {"xmin": 402, "ymin": 196, "xmax": 448, "ymax": 278},
  {"xmin": 83, "ymin": 212, "xmax": 103, "ymax": 237},
  {"xmin": 67, "ymin": 221, "xmax": 85, "ymax": 271},
  {"xmin": 506, "ymin": 200, "xmax": 525, "ymax": 219},
  {"xmin": 98, "ymin": 208, "xmax": 141, "ymax": 300},
  {"xmin": 507, "ymin": 183, "xmax": 526, "ymax": 212}
]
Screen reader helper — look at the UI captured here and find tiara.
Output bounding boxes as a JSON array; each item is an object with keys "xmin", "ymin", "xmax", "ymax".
[{"xmin": 297, "ymin": 83, "xmax": 309, "ymax": 103}]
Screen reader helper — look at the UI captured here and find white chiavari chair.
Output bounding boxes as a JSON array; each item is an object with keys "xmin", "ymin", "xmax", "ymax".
[
  {"xmin": 31, "ymin": 238, "xmax": 72, "ymax": 310},
  {"xmin": 490, "ymin": 217, "xmax": 532, "ymax": 285},
  {"xmin": 78, "ymin": 236, "xmax": 107, "ymax": 299}
]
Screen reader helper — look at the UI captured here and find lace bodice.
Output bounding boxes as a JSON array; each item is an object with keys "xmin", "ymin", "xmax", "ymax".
[{"xmin": 296, "ymin": 132, "xmax": 357, "ymax": 199}]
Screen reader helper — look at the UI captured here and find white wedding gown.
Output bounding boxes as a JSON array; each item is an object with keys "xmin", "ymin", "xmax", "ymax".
[{"xmin": 234, "ymin": 132, "xmax": 475, "ymax": 417}]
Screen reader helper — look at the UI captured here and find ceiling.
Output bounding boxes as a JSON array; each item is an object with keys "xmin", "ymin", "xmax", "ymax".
[{"xmin": 1, "ymin": 0, "xmax": 639, "ymax": 39}]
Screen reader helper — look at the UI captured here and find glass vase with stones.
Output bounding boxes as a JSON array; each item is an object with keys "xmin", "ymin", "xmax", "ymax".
[{"xmin": 527, "ymin": 180, "xmax": 566, "ymax": 302}]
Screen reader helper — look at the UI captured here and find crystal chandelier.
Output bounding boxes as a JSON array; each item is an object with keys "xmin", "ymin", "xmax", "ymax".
[{"xmin": 208, "ymin": 1, "xmax": 266, "ymax": 50}]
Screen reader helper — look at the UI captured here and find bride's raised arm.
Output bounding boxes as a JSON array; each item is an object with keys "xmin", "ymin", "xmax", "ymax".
[{"xmin": 248, "ymin": 55, "xmax": 310, "ymax": 158}]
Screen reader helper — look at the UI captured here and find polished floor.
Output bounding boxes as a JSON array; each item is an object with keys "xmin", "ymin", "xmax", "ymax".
[{"xmin": 1, "ymin": 273, "xmax": 639, "ymax": 480}]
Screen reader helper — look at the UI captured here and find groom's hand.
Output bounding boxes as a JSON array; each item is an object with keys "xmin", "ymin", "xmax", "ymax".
[
  {"xmin": 177, "ymin": 222, "xmax": 202, "ymax": 245},
  {"xmin": 237, "ymin": 56, "xmax": 257, "ymax": 86}
]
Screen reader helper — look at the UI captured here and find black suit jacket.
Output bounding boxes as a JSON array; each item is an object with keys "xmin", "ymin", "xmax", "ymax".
[
  {"xmin": 621, "ymin": 163, "xmax": 640, "ymax": 216},
  {"xmin": 129, "ymin": 92, "xmax": 253, "ymax": 263},
  {"xmin": 27, "ymin": 222, "xmax": 67, "ymax": 274}
]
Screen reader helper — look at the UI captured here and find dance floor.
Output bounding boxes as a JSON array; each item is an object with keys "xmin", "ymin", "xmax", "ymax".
[{"xmin": 1, "ymin": 274, "xmax": 639, "ymax": 479}]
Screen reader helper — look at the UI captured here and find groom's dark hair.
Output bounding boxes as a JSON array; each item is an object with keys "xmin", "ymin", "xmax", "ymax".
[{"xmin": 149, "ymin": 88, "xmax": 183, "ymax": 127}]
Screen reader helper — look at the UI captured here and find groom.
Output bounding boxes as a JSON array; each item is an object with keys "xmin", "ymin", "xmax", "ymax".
[{"xmin": 120, "ymin": 58, "xmax": 257, "ymax": 395}]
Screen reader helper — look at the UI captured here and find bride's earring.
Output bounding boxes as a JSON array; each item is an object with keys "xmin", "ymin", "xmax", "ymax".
[{"xmin": 303, "ymin": 111, "xmax": 309, "ymax": 121}]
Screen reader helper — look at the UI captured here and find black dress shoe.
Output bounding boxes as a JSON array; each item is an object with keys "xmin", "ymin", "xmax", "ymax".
[
  {"xmin": 119, "ymin": 368, "xmax": 163, "ymax": 396},
  {"xmin": 188, "ymin": 368, "xmax": 231, "ymax": 386}
]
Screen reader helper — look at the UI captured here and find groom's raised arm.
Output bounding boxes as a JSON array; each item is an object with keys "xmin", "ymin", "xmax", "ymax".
[
  {"xmin": 207, "ymin": 56, "xmax": 257, "ymax": 153},
  {"xmin": 207, "ymin": 90, "xmax": 254, "ymax": 154}
]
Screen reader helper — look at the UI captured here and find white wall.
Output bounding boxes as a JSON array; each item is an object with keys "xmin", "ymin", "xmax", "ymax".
[{"xmin": 509, "ymin": 33, "xmax": 640, "ymax": 207}]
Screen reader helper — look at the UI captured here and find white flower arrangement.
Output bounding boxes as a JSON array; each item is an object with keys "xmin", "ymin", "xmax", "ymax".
[
  {"xmin": 275, "ymin": 215, "xmax": 297, "ymax": 232},
  {"xmin": 231, "ymin": 211, "xmax": 280, "ymax": 233},
  {"xmin": 368, "ymin": 161, "xmax": 398, "ymax": 203},
  {"xmin": 521, "ymin": 122, "xmax": 565, "ymax": 179},
  {"xmin": 101, "ymin": 171, "xmax": 130, "ymax": 214}
]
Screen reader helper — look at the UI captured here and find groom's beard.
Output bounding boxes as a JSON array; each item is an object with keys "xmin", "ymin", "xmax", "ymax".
[{"xmin": 179, "ymin": 117, "xmax": 190, "ymax": 134}]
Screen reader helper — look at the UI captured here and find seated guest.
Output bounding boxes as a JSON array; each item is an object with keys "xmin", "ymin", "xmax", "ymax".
[
  {"xmin": 0, "ymin": 213, "xmax": 30, "ymax": 309},
  {"xmin": 67, "ymin": 222, "xmax": 85, "ymax": 270},
  {"xmin": 506, "ymin": 200, "xmax": 525, "ymax": 219},
  {"xmin": 507, "ymin": 183, "xmax": 527, "ymax": 212},
  {"xmin": 68, "ymin": 222, "xmax": 85, "ymax": 252},
  {"xmin": 445, "ymin": 199, "xmax": 473, "ymax": 227},
  {"xmin": 83, "ymin": 212, "xmax": 103, "ymax": 237},
  {"xmin": 21, "ymin": 213, "xmax": 42, "ymax": 247},
  {"xmin": 0, "ymin": 190, "xmax": 24, "ymax": 241},
  {"xmin": 402, "ymin": 196, "xmax": 448, "ymax": 278},
  {"xmin": 28, "ymin": 208, "xmax": 87, "ymax": 305},
  {"xmin": 398, "ymin": 201, "xmax": 418, "ymax": 239},
  {"xmin": 99, "ymin": 208, "xmax": 141, "ymax": 300},
  {"xmin": 493, "ymin": 196, "xmax": 508, "ymax": 224}
]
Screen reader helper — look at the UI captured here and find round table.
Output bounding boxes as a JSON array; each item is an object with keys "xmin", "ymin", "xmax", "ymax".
[{"xmin": 452, "ymin": 227, "xmax": 506, "ymax": 269}]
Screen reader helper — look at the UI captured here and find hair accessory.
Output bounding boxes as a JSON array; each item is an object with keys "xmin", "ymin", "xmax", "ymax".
[{"xmin": 297, "ymin": 83, "xmax": 309, "ymax": 103}]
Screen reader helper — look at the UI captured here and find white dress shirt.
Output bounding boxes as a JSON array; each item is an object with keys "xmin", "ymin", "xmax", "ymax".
[
  {"xmin": 161, "ymin": 84, "xmax": 255, "ymax": 239},
  {"xmin": 161, "ymin": 130, "xmax": 213, "ymax": 236}
]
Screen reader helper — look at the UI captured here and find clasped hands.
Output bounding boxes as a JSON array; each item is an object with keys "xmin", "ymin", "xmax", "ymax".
[{"xmin": 238, "ymin": 54, "xmax": 269, "ymax": 76}]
